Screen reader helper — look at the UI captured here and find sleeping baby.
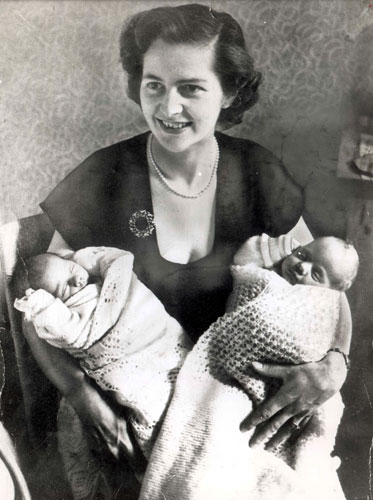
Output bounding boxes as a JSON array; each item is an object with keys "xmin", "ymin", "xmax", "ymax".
[{"xmin": 14, "ymin": 246, "xmax": 192, "ymax": 457}]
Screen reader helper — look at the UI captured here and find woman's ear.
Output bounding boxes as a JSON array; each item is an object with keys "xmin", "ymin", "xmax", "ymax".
[{"xmin": 222, "ymin": 94, "xmax": 236, "ymax": 109}]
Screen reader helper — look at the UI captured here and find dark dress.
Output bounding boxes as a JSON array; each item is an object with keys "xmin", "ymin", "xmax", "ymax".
[
  {"xmin": 40, "ymin": 131, "xmax": 303, "ymax": 499},
  {"xmin": 41, "ymin": 131, "xmax": 303, "ymax": 343}
]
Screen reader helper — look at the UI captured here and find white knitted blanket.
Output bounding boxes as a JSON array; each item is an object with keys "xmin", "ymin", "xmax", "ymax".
[
  {"xmin": 17, "ymin": 247, "xmax": 192, "ymax": 456},
  {"xmin": 71, "ymin": 250, "xmax": 192, "ymax": 455},
  {"xmin": 140, "ymin": 263, "xmax": 345, "ymax": 500}
]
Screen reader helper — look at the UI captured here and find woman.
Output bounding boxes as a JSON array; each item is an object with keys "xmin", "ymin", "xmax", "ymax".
[{"xmin": 22, "ymin": 4, "xmax": 351, "ymax": 499}]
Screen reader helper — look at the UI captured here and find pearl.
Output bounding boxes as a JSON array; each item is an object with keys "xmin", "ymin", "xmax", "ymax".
[{"xmin": 147, "ymin": 133, "xmax": 219, "ymax": 199}]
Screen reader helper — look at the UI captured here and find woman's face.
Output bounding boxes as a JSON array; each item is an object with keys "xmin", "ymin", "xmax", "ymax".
[{"xmin": 140, "ymin": 38, "xmax": 230, "ymax": 154}]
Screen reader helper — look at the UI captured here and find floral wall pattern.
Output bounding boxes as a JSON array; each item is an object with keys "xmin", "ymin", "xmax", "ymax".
[
  {"xmin": 2, "ymin": 2, "xmax": 373, "ymax": 499},
  {"xmin": 1, "ymin": 0, "xmax": 372, "ymax": 223}
]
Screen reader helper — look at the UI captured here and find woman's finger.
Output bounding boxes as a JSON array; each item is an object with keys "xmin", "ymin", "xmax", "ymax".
[
  {"xmin": 266, "ymin": 412, "xmax": 313, "ymax": 451},
  {"xmin": 240, "ymin": 364, "xmax": 298, "ymax": 432},
  {"xmin": 240, "ymin": 387, "xmax": 295, "ymax": 432},
  {"xmin": 251, "ymin": 361, "xmax": 291, "ymax": 380},
  {"xmin": 117, "ymin": 422, "xmax": 148, "ymax": 474},
  {"xmin": 247, "ymin": 406, "xmax": 295, "ymax": 447}
]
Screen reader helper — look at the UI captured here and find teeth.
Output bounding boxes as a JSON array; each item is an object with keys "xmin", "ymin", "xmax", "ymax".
[{"xmin": 161, "ymin": 120, "xmax": 189, "ymax": 129}]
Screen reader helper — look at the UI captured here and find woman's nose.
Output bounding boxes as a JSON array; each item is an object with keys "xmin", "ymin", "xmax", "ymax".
[{"xmin": 161, "ymin": 89, "xmax": 183, "ymax": 116}]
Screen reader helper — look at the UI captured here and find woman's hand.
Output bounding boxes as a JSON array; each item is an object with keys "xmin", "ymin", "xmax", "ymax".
[
  {"xmin": 22, "ymin": 321, "xmax": 146, "ymax": 472},
  {"xmin": 70, "ymin": 378, "xmax": 147, "ymax": 473},
  {"xmin": 240, "ymin": 351, "xmax": 348, "ymax": 448}
]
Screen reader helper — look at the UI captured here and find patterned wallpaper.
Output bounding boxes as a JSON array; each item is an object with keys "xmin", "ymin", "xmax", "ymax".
[
  {"xmin": 2, "ymin": 3, "xmax": 373, "ymax": 499},
  {"xmin": 1, "ymin": 0, "xmax": 372, "ymax": 224}
]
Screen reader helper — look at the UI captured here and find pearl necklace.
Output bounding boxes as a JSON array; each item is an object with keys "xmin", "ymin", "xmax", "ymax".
[{"xmin": 147, "ymin": 133, "xmax": 219, "ymax": 199}]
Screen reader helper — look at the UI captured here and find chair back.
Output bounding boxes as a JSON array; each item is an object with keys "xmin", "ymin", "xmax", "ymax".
[{"xmin": 0, "ymin": 214, "xmax": 56, "ymax": 445}]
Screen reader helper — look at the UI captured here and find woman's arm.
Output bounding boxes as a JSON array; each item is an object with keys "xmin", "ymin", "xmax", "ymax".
[
  {"xmin": 47, "ymin": 230, "xmax": 74, "ymax": 257},
  {"xmin": 240, "ymin": 293, "xmax": 351, "ymax": 448},
  {"xmin": 22, "ymin": 319, "xmax": 146, "ymax": 469},
  {"xmin": 287, "ymin": 216, "xmax": 313, "ymax": 245}
]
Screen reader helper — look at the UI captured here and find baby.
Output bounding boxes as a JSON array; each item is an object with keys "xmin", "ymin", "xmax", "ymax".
[
  {"xmin": 139, "ymin": 234, "xmax": 358, "ymax": 500},
  {"xmin": 235, "ymin": 233, "xmax": 358, "ymax": 291},
  {"xmin": 14, "ymin": 246, "xmax": 192, "ymax": 457}
]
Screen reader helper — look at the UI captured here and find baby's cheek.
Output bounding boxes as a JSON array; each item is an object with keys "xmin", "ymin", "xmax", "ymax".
[
  {"xmin": 280, "ymin": 259, "xmax": 288, "ymax": 275},
  {"xmin": 66, "ymin": 286, "xmax": 78, "ymax": 298}
]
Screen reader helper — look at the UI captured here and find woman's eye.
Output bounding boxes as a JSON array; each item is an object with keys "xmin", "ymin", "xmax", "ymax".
[
  {"xmin": 180, "ymin": 84, "xmax": 203, "ymax": 96},
  {"xmin": 145, "ymin": 82, "xmax": 163, "ymax": 92}
]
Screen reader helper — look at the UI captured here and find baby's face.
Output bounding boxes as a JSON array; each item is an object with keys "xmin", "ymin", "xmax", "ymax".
[
  {"xmin": 281, "ymin": 239, "xmax": 351, "ymax": 289},
  {"xmin": 39, "ymin": 255, "xmax": 89, "ymax": 301}
]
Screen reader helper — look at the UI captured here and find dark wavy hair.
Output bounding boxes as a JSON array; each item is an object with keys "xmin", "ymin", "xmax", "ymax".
[{"xmin": 119, "ymin": 3, "xmax": 262, "ymax": 129}]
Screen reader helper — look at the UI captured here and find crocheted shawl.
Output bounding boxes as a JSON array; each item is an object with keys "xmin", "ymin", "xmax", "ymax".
[
  {"xmin": 57, "ymin": 250, "xmax": 191, "ymax": 454},
  {"xmin": 139, "ymin": 264, "xmax": 345, "ymax": 500}
]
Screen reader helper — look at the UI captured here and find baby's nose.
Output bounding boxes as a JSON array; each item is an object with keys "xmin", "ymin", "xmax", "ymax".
[
  {"xmin": 73, "ymin": 273, "xmax": 88, "ymax": 287},
  {"xmin": 295, "ymin": 262, "xmax": 307, "ymax": 276}
]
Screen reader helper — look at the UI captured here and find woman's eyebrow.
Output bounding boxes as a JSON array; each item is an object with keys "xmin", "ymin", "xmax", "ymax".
[
  {"xmin": 142, "ymin": 72, "xmax": 162, "ymax": 80},
  {"xmin": 177, "ymin": 78, "xmax": 208, "ymax": 84},
  {"xmin": 142, "ymin": 73, "xmax": 208, "ymax": 85}
]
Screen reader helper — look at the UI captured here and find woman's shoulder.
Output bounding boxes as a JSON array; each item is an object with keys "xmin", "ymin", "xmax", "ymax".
[
  {"xmin": 42, "ymin": 132, "xmax": 148, "ymax": 200},
  {"xmin": 77, "ymin": 132, "xmax": 148, "ymax": 172},
  {"xmin": 215, "ymin": 131, "xmax": 280, "ymax": 163},
  {"xmin": 215, "ymin": 132, "xmax": 304, "ymax": 237},
  {"xmin": 40, "ymin": 132, "xmax": 150, "ymax": 248}
]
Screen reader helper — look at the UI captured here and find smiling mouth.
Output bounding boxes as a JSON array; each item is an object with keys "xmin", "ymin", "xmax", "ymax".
[{"xmin": 157, "ymin": 118, "xmax": 192, "ymax": 130}]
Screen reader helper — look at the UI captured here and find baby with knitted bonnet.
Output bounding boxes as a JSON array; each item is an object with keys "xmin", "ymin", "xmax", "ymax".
[{"xmin": 139, "ymin": 234, "xmax": 359, "ymax": 500}]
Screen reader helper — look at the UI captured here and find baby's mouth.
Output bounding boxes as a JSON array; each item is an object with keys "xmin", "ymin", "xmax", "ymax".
[
  {"xmin": 286, "ymin": 269, "xmax": 297, "ymax": 284},
  {"xmin": 157, "ymin": 119, "xmax": 192, "ymax": 130}
]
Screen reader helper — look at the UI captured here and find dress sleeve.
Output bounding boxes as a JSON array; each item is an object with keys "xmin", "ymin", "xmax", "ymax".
[
  {"xmin": 47, "ymin": 231, "xmax": 73, "ymax": 256},
  {"xmin": 40, "ymin": 144, "xmax": 121, "ymax": 250},
  {"xmin": 252, "ymin": 144, "xmax": 304, "ymax": 236}
]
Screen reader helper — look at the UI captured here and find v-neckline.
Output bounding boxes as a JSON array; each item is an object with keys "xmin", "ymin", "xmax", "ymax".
[{"xmin": 141, "ymin": 132, "xmax": 223, "ymax": 268}]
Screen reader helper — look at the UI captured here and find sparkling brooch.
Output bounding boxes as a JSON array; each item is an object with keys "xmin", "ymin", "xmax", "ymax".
[{"xmin": 129, "ymin": 210, "xmax": 155, "ymax": 238}]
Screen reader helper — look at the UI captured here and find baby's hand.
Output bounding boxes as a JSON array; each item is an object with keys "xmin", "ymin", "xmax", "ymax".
[{"xmin": 14, "ymin": 288, "xmax": 55, "ymax": 321}]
